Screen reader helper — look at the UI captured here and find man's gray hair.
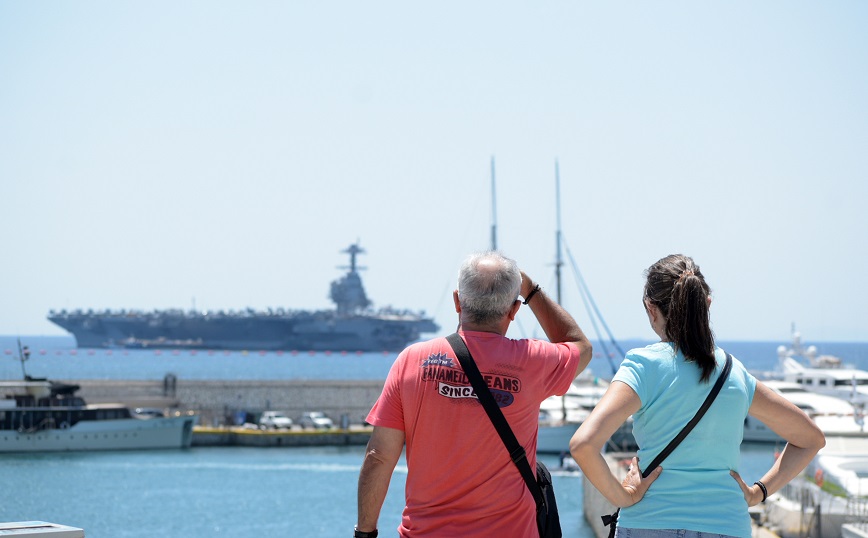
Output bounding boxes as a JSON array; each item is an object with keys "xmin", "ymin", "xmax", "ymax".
[{"xmin": 457, "ymin": 251, "xmax": 522, "ymax": 325}]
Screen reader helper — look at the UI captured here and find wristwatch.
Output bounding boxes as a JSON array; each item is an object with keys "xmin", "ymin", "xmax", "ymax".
[{"xmin": 354, "ymin": 526, "xmax": 378, "ymax": 538}]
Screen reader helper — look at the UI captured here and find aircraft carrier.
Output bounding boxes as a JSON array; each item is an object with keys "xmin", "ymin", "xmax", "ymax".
[{"xmin": 47, "ymin": 243, "xmax": 439, "ymax": 352}]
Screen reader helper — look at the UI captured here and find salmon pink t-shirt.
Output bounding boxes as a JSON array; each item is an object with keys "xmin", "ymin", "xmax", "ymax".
[{"xmin": 366, "ymin": 330, "xmax": 581, "ymax": 537}]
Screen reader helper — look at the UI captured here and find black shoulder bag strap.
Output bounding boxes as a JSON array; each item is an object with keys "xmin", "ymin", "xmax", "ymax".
[
  {"xmin": 601, "ymin": 353, "xmax": 733, "ymax": 537},
  {"xmin": 445, "ymin": 333, "xmax": 545, "ymax": 509}
]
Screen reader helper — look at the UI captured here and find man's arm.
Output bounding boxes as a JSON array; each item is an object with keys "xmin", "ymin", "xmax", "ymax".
[
  {"xmin": 520, "ymin": 271, "xmax": 593, "ymax": 375},
  {"xmin": 357, "ymin": 425, "xmax": 405, "ymax": 533}
]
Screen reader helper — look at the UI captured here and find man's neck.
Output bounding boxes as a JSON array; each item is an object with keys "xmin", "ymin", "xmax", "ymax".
[{"xmin": 458, "ymin": 321, "xmax": 507, "ymax": 336}]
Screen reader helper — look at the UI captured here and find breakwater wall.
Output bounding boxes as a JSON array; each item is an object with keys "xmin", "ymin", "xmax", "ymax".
[
  {"xmin": 192, "ymin": 425, "xmax": 374, "ymax": 447},
  {"xmin": 71, "ymin": 378, "xmax": 385, "ymax": 426}
]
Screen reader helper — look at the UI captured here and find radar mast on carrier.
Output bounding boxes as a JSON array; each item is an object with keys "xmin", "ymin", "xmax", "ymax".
[{"xmin": 330, "ymin": 243, "xmax": 372, "ymax": 315}]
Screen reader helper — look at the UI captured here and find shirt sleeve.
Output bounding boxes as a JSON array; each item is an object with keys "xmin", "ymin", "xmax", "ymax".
[
  {"xmin": 612, "ymin": 350, "xmax": 648, "ymax": 404},
  {"xmin": 365, "ymin": 350, "xmax": 406, "ymax": 430},
  {"xmin": 734, "ymin": 356, "xmax": 758, "ymax": 407},
  {"xmin": 538, "ymin": 340, "xmax": 582, "ymax": 397}
]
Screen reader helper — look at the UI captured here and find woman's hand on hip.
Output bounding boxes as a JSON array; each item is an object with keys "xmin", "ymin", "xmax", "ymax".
[
  {"xmin": 730, "ymin": 470, "xmax": 763, "ymax": 507},
  {"xmin": 622, "ymin": 457, "xmax": 663, "ymax": 506}
]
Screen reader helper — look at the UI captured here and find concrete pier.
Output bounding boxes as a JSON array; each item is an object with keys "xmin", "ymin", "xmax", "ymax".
[
  {"xmin": 71, "ymin": 378, "xmax": 385, "ymax": 427},
  {"xmin": 192, "ymin": 425, "xmax": 373, "ymax": 447}
]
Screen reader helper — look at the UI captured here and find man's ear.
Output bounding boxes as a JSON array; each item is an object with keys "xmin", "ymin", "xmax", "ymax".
[
  {"xmin": 507, "ymin": 299, "xmax": 521, "ymax": 321},
  {"xmin": 453, "ymin": 290, "xmax": 461, "ymax": 313}
]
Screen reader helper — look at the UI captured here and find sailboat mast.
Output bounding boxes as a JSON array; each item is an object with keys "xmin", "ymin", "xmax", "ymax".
[
  {"xmin": 490, "ymin": 156, "xmax": 498, "ymax": 251},
  {"xmin": 17, "ymin": 338, "xmax": 30, "ymax": 380},
  {"xmin": 554, "ymin": 159, "xmax": 563, "ymax": 305},
  {"xmin": 554, "ymin": 159, "xmax": 569, "ymax": 422}
]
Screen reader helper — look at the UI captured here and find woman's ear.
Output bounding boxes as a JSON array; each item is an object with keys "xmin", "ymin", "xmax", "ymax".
[
  {"xmin": 645, "ymin": 300, "xmax": 663, "ymax": 324},
  {"xmin": 644, "ymin": 298, "xmax": 656, "ymax": 319}
]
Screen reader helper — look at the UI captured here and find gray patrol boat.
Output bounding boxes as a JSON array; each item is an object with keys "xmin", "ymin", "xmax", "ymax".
[{"xmin": 47, "ymin": 243, "xmax": 439, "ymax": 352}]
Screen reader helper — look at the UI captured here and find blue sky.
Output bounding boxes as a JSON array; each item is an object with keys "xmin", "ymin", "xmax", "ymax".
[{"xmin": 1, "ymin": 1, "xmax": 866, "ymax": 343}]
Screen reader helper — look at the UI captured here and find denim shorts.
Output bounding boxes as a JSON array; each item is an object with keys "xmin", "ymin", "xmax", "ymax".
[{"xmin": 615, "ymin": 529, "xmax": 739, "ymax": 538}]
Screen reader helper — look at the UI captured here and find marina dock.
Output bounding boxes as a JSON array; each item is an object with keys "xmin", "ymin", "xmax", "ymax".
[{"xmin": 192, "ymin": 424, "xmax": 372, "ymax": 447}]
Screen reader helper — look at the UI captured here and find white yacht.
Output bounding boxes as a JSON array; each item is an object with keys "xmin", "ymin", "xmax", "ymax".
[
  {"xmin": 1, "ymin": 341, "xmax": 196, "ymax": 452},
  {"xmin": 0, "ymin": 378, "xmax": 196, "ymax": 452},
  {"xmin": 777, "ymin": 331, "xmax": 868, "ymax": 405},
  {"xmin": 756, "ymin": 331, "xmax": 868, "ymax": 536},
  {"xmin": 744, "ymin": 380, "xmax": 864, "ymax": 442}
]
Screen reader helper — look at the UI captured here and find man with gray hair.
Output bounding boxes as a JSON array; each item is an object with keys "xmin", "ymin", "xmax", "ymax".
[{"xmin": 356, "ymin": 251, "xmax": 592, "ymax": 538}]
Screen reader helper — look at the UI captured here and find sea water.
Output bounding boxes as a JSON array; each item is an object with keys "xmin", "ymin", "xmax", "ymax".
[
  {"xmin": 3, "ymin": 336, "xmax": 867, "ymax": 381},
  {"xmin": 2, "ymin": 336, "xmax": 867, "ymax": 537},
  {"xmin": 0, "ymin": 444, "xmax": 781, "ymax": 538}
]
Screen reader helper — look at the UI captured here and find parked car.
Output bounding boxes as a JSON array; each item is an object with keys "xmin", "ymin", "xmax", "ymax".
[
  {"xmin": 259, "ymin": 411, "xmax": 293, "ymax": 429},
  {"xmin": 299, "ymin": 411, "xmax": 334, "ymax": 430}
]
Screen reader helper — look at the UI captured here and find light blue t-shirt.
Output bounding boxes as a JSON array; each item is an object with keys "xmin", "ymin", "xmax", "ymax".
[{"xmin": 613, "ymin": 342, "xmax": 757, "ymax": 538}]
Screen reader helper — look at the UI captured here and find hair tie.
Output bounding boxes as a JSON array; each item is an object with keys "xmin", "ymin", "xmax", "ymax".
[{"xmin": 678, "ymin": 270, "xmax": 695, "ymax": 281}]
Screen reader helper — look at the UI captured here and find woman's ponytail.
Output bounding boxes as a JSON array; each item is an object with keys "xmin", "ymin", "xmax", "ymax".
[{"xmin": 645, "ymin": 255, "xmax": 716, "ymax": 381}]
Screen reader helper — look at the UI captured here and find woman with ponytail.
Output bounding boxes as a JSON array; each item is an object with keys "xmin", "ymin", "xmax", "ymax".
[{"xmin": 570, "ymin": 254, "xmax": 825, "ymax": 538}]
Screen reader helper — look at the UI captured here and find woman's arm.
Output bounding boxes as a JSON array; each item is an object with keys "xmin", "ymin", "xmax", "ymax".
[
  {"xmin": 569, "ymin": 381, "xmax": 661, "ymax": 506},
  {"xmin": 730, "ymin": 381, "xmax": 826, "ymax": 505}
]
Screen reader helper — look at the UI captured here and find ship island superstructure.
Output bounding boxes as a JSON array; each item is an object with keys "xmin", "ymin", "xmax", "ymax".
[{"xmin": 48, "ymin": 243, "xmax": 439, "ymax": 352}]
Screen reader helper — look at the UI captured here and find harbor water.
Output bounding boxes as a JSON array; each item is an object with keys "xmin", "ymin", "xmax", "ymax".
[
  {"xmin": 3, "ymin": 336, "xmax": 868, "ymax": 537},
  {"xmin": 0, "ymin": 444, "xmax": 781, "ymax": 538},
  {"xmin": 3, "ymin": 336, "xmax": 867, "ymax": 382}
]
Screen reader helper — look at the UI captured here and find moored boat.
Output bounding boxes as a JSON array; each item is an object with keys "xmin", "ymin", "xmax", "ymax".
[
  {"xmin": 0, "ymin": 377, "xmax": 196, "ymax": 452},
  {"xmin": 776, "ymin": 330, "xmax": 868, "ymax": 406},
  {"xmin": 0, "ymin": 342, "xmax": 196, "ymax": 452},
  {"xmin": 537, "ymin": 370, "xmax": 636, "ymax": 454},
  {"xmin": 744, "ymin": 380, "xmax": 863, "ymax": 443},
  {"xmin": 533, "ymin": 164, "xmax": 636, "ymax": 456}
]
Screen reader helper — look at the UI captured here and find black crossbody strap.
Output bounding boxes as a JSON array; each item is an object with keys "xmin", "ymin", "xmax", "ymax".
[
  {"xmin": 445, "ymin": 333, "xmax": 544, "ymax": 508},
  {"xmin": 640, "ymin": 353, "xmax": 733, "ymax": 478}
]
